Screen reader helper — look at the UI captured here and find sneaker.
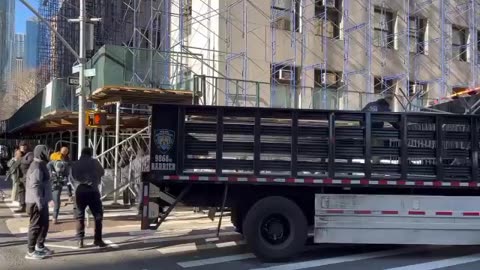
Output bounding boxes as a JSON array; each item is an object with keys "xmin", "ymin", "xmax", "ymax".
[
  {"xmin": 36, "ymin": 246, "xmax": 54, "ymax": 256},
  {"xmin": 94, "ymin": 240, "xmax": 108, "ymax": 248},
  {"xmin": 25, "ymin": 251, "xmax": 46, "ymax": 260}
]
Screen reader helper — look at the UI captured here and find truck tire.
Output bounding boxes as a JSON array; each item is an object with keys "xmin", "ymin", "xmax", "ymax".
[{"xmin": 242, "ymin": 196, "xmax": 307, "ymax": 261}]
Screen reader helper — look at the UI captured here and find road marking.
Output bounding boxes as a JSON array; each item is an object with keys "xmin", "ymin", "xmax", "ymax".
[
  {"xmin": 250, "ymin": 246, "xmax": 442, "ymax": 270},
  {"xmin": 385, "ymin": 252, "xmax": 480, "ymax": 270},
  {"xmin": 6, "ymin": 202, "xmax": 22, "ymax": 217},
  {"xmin": 178, "ymin": 253, "xmax": 256, "ymax": 268},
  {"xmin": 104, "ymin": 240, "xmax": 119, "ymax": 249},
  {"xmin": 143, "ymin": 231, "xmax": 239, "ymax": 244},
  {"xmin": 45, "ymin": 243, "xmax": 79, "ymax": 250},
  {"xmin": 158, "ymin": 240, "xmax": 245, "ymax": 254},
  {"xmin": 205, "ymin": 237, "xmax": 219, "ymax": 242}
]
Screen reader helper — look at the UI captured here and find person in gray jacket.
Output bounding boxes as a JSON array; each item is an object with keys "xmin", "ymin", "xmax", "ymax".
[
  {"xmin": 25, "ymin": 145, "xmax": 53, "ymax": 260},
  {"xmin": 71, "ymin": 147, "xmax": 107, "ymax": 248}
]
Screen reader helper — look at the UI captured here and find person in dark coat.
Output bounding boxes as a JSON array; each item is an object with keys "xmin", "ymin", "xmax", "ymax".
[
  {"xmin": 71, "ymin": 147, "xmax": 107, "ymax": 248},
  {"xmin": 25, "ymin": 145, "xmax": 53, "ymax": 260},
  {"xmin": 14, "ymin": 141, "xmax": 34, "ymax": 213}
]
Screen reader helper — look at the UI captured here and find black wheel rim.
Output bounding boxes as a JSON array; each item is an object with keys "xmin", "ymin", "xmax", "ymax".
[{"xmin": 260, "ymin": 214, "xmax": 291, "ymax": 245}]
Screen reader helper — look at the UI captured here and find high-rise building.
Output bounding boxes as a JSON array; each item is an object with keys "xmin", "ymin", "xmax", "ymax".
[
  {"xmin": 26, "ymin": 19, "xmax": 39, "ymax": 69},
  {"xmin": 0, "ymin": 0, "xmax": 15, "ymax": 93},
  {"xmin": 14, "ymin": 34, "xmax": 26, "ymax": 73}
]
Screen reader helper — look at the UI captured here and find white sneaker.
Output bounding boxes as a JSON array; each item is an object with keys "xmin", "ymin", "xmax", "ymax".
[
  {"xmin": 25, "ymin": 251, "xmax": 46, "ymax": 260},
  {"xmin": 36, "ymin": 245, "xmax": 54, "ymax": 256}
]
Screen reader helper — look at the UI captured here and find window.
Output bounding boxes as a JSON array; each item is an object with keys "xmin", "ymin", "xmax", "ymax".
[
  {"xmin": 271, "ymin": 65, "xmax": 300, "ymax": 108},
  {"xmin": 313, "ymin": 70, "xmax": 343, "ymax": 109},
  {"xmin": 271, "ymin": 0, "xmax": 301, "ymax": 32},
  {"xmin": 374, "ymin": 77, "xmax": 395, "ymax": 95},
  {"xmin": 408, "ymin": 17, "xmax": 426, "ymax": 54},
  {"xmin": 314, "ymin": 0, "xmax": 341, "ymax": 39},
  {"xmin": 452, "ymin": 26, "xmax": 467, "ymax": 62},
  {"xmin": 408, "ymin": 81, "xmax": 426, "ymax": 97},
  {"xmin": 408, "ymin": 81, "xmax": 427, "ymax": 108},
  {"xmin": 373, "ymin": 8, "xmax": 394, "ymax": 49}
]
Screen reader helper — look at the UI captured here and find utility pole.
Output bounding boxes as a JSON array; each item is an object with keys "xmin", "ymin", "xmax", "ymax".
[
  {"xmin": 68, "ymin": 0, "xmax": 100, "ymax": 158},
  {"xmin": 78, "ymin": 0, "xmax": 87, "ymax": 158}
]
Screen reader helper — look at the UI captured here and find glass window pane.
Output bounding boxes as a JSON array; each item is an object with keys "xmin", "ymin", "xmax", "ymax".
[
  {"xmin": 374, "ymin": 10, "xmax": 383, "ymax": 29},
  {"xmin": 452, "ymin": 29, "xmax": 463, "ymax": 45}
]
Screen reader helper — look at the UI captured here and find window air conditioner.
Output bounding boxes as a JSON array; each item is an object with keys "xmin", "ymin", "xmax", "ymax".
[
  {"xmin": 278, "ymin": 69, "xmax": 293, "ymax": 81},
  {"xmin": 322, "ymin": 0, "xmax": 336, "ymax": 8},
  {"xmin": 320, "ymin": 72, "xmax": 337, "ymax": 85},
  {"xmin": 411, "ymin": 84, "xmax": 425, "ymax": 94},
  {"xmin": 276, "ymin": 0, "xmax": 292, "ymax": 10},
  {"xmin": 274, "ymin": 17, "xmax": 291, "ymax": 31}
]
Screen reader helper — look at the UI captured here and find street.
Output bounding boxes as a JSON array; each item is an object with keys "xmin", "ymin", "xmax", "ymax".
[{"xmin": 3, "ymin": 178, "xmax": 480, "ymax": 270}]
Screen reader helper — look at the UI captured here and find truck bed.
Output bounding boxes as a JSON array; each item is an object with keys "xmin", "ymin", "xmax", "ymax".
[{"xmin": 147, "ymin": 104, "xmax": 479, "ymax": 190}]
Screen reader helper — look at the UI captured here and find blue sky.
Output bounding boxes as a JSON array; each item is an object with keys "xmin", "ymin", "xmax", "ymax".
[{"xmin": 15, "ymin": 0, "xmax": 40, "ymax": 33}]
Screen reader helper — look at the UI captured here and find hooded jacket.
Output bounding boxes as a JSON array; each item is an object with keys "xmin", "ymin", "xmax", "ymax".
[
  {"xmin": 71, "ymin": 154, "xmax": 105, "ymax": 191},
  {"xmin": 25, "ymin": 145, "xmax": 52, "ymax": 209}
]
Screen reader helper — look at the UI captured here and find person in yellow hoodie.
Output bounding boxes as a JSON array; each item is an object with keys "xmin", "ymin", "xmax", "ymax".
[{"xmin": 48, "ymin": 147, "xmax": 72, "ymax": 224}]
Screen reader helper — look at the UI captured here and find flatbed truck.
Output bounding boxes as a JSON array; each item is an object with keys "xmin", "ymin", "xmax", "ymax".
[{"xmin": 141, "ymin": 104, "xmax": 480, "ymax": 261}]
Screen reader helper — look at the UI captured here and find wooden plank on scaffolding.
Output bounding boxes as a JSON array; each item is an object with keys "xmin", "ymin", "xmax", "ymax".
[{"xmin": 89, "ymin": 85, "xmax": 193, "ymax": 106}]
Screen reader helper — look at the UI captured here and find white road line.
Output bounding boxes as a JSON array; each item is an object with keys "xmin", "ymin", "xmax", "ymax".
[
  {"xmin": 143, "ymin": 231, "xmax": 239, "ymax": 244},
  {"xmin": 205, "ymin": 237, "xmax": 220, "ymax": 242},
  {"xmin": 178, "ymin": 253, "xmax": 256, "ymax": 268},
  {"xmin": 104, "ymin": 240, "xmax": 119, "ymax": 249},
  {"xmin": 158, "ymin": 240, "xmax": 245, "ymax": 254},
  {"xmin": 250, "ymin": 246, "xmax": 442, "ymax": 270},
  {"xmin": 385, "ymin": 253, "xmax": 480, "ymax": 270},
  {"xmin": 45, "ymin": 243, "xmax": 80, "ymax": 250},
  {"xmin": 6, "ymin": 202, "xmax": 22, "ymax": 217}
]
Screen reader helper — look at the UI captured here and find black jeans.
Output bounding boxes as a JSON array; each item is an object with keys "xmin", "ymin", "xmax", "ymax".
[
  {"xmin": 67, "ymin": 184, "xmax": 73, "ymax": 197},
  {"xmin": 75, "ymin": 185, "xmax": 103, "ymax": 241},
  {"xmin": 27, "ymin": 203, "xmax": 49, "ymax": 253}
]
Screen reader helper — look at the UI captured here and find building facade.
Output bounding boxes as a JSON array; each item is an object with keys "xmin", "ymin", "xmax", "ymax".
[
  {"xmin": 176, "ymin": 0, "xmax": 480, "ymax": 111},
  {"xmin": 0, "ymin": 0, "xmax": 15, "ymax": 93},
  {"xmin": 26, "ymin": 19, "xmax": 39, "ymax": 69}
]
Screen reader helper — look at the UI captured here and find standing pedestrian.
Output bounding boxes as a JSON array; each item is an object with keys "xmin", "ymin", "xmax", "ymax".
[
  {"xmin": 14, "ymin": 141, "xmax": 33, "ymax": 213},
  {"xmin": 25, "ymin": 145, "xmax": 53, "ymax": 260},
  {"xmin": 47, "ymin": 147, "xmax": 71, "ymax": 224},
  {"xmin": 71, "ymin": 147, "xmax": 107, "ymax": 248},
  {"xmin": 131, "ymin": 148, "xmax": 149, "ymax": 215},
  {"xmin": 7, "ymin": 149, "xmax": 23, "ymax": 202}
]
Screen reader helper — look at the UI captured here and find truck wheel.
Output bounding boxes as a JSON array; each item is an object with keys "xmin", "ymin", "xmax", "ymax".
[{"xmin": 242, "ymin": 196, "xmax": 307, "ymax": 261}]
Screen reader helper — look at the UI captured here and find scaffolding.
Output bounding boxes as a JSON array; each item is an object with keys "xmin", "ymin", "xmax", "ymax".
[{"xmin": 35, "ymin": 0, "xmax": 480, "ymax": 113}]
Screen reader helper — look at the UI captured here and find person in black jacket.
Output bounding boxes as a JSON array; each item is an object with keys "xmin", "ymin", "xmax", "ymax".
[{"xmin": 71, "ymin": 147, "xmax": 107, "ymax": 248}]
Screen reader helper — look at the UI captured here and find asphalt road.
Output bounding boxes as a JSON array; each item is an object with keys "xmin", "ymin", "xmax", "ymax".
[{"xmin": 3, "ymin": 178, "xmax": 480, "ymax": 270}]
